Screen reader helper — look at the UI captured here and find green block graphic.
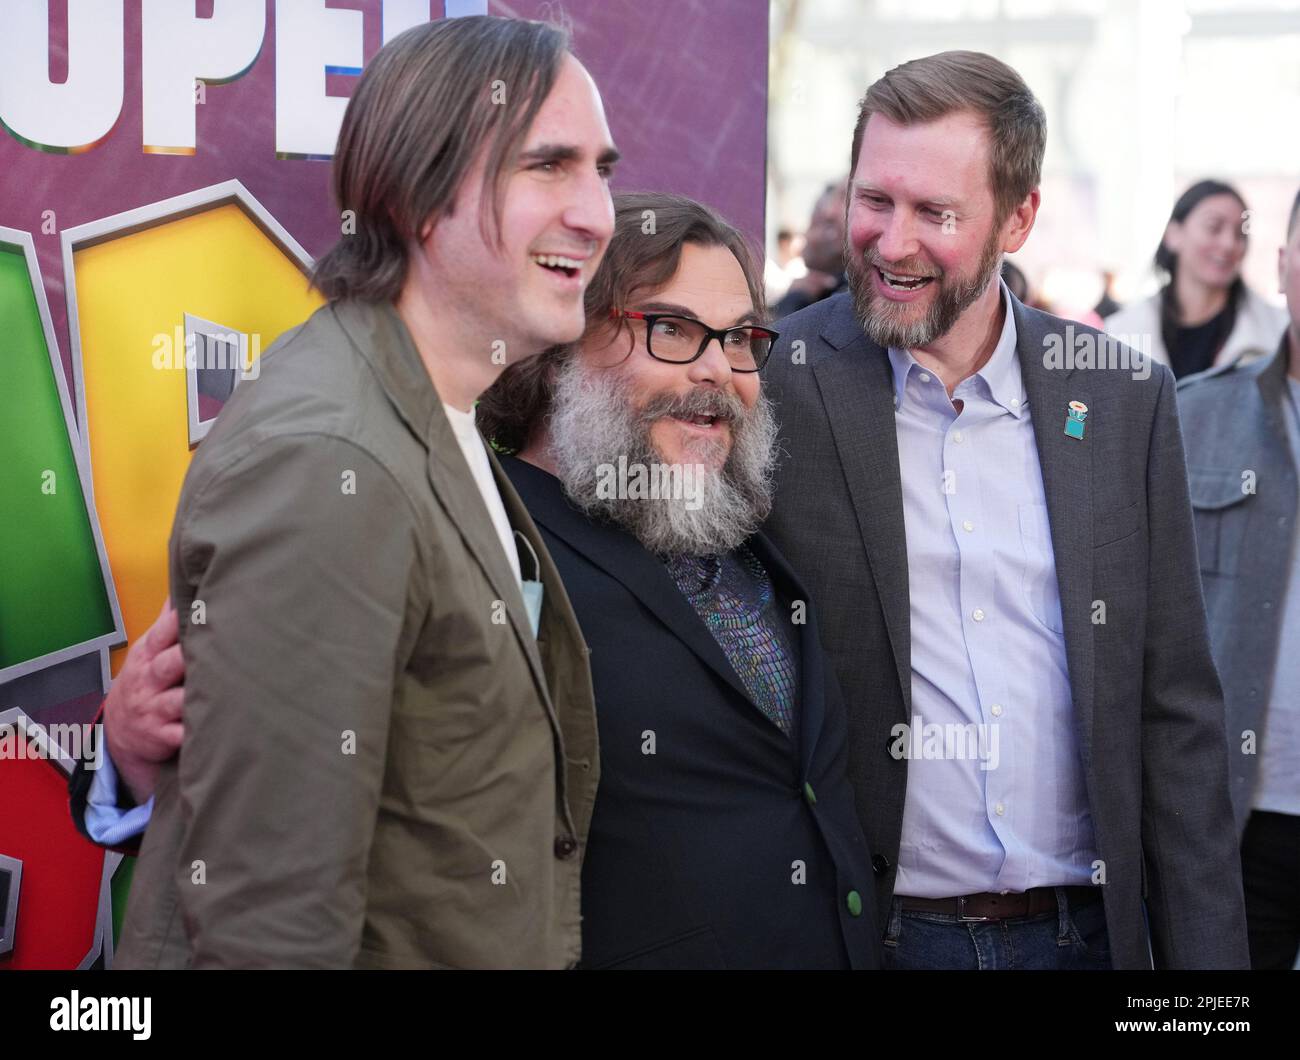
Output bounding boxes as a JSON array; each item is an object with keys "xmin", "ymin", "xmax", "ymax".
[{"xmin": 0, "ymin": 243, "xmax": 116, "ymax": 671}]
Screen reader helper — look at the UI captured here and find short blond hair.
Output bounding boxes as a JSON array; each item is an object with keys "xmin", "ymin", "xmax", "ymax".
[{"xmin": 851, "ymin": 50, "xmax": 1046, "ymax": 223}]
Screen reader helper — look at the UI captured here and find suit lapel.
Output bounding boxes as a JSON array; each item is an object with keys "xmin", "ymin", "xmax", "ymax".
[
  {"xmin": 751, "ymin": 534, "xmax": 825, "ymax": 771},
  {"xmin": 491, "ymin": 450, "xmax": 599, "ymax": 837},
  {"xmin": 503, "ymin": 456, "xmax": 759, "ymax": 710},
  {"xmin": 1014, "ymin": 299, "xmax": 1095, "ymax": 763},
  {"xmin": 330, "ymin": 299, "xmax": 563, "ymax": 755},
  {"xmin": 804, "ymin": 295, "xmax": 1105, "ymax": 751},
  {"xmin": 424, "ymin": 412, "xmax": 536, "ymax": 650},
  {"xmin": 810, "ymin": 300, "xmax": 912, "ymax": 716},
  {"xmin": 1256, "ymin": 342, "xmax": 1294, "ymax": 457}
]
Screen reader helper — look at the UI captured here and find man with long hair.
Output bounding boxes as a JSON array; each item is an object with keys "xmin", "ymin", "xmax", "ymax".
[{"xmin": 109, "ymin": 15, "xmax": 618, "ymax": 969}]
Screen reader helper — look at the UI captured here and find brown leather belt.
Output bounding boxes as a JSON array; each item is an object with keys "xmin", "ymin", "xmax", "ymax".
[{"xmin": 899, "ymin": 885, "xmax": 1101, "ymax": 922}]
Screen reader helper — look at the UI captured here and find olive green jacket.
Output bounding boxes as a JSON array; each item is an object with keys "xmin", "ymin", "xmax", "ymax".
[{"xmin": 116, "ymin": 299, "xmax": 600, "ymax": 969}]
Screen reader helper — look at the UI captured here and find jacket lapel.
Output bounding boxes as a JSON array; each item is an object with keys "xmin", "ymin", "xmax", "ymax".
[
  {"xmin": 1255, "ymin": 340, "xmax": 1294, "ymax": 449},
  {"xmin": 809, "ymin": 298, "xmax": 913, "ymax": 716},
  {"xmin": 330, "ymin": 300, "xmax": 564, "ymax": 753},
  {"xmin": 1013, "ymin": 299, "xmax": 1096, "ymax": 763},
  {"xmin": 502, "ymin": 456, "xmax": 758, "ymax": 710},
  {"xmin": 490, "ymin": 451, "xmax": 599, "ymax": 838},
  {"xmin": 422, "ymin": 413, "xmax": 536, "ymax": 655},
  {"xmin": 750, "ymin": 533, "xmax": 826, "ymax": 771}
]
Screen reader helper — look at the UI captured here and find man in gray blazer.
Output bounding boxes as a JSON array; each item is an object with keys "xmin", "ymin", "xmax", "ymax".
[
  {"xmin": 1177, "ymin": 188, "xmax": 1300, "ymax": 969},
  {"xmin": 764, "ymin": 50, "xmax": 1247, "ymax": 969},
  {"xmin": 110, "ymin": 16, "xmax": 617, "ymax": 968}
]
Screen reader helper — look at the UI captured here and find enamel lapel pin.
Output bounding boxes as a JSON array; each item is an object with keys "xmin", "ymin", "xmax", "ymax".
[{"xmin": 1064, "ymin": 400, "xmax": 1088, "ymax": 440}]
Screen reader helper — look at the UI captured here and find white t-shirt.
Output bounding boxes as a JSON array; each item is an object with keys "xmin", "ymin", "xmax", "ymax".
[{"xmin": 442, "ymin": 402, "xmax": 522, "ymax": 588}]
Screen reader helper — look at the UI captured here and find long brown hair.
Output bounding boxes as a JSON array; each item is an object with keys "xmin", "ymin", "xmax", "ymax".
[
  {"xmin": 311, "ymin": 16, "xmax": 570, "ymax": 303},
  {"xmin": 1155, "ymin": 179, "xmax": 1247, "ymax": 364},
  {"xmin": 477, "ymin": 192, "xmax": 765, "ymax": 454}
]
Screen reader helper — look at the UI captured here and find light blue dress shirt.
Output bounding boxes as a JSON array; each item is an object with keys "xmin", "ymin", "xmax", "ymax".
[
  {"xmin": 1254, "ymin": 378, "xmax": 1300, "ymax": 814},
  {"xmin": 890, "ymin": 282, "xmax": 1098, "ymax": 898},
  {"xmin": 85, "ymin": 749, "xmax": 154, "ymax": 846}
]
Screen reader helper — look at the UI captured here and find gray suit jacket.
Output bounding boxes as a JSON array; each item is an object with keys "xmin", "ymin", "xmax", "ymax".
[
  {"xmin": 1177, "ymin": 339, "xmax": 1298, "ymax": 833},
  {"xmin": 764, "ymin": 291, "xmax": 1248, "ymax": 969},
  {"xmin": 116, "ymin": 299, "xmax": 600, "ymax": 969}
]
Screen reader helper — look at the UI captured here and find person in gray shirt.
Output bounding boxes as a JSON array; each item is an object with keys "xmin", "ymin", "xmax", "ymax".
[{"xmin": 1177, "ymin": 187, "xmax": 1300, "ymax": 969}]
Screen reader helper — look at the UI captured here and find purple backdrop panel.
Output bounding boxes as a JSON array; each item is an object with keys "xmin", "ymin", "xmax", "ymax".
[
  {"xmin": 0, "ymin": 1, "xmax": 768, "ymax": 399},
  {"xmin": 496, "ymin": 0, "xmax": 768, "ymax": 243}
]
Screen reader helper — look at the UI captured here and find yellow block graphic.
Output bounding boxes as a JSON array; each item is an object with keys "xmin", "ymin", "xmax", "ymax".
[{"xmin": 73, "ymin": 204, "xmax": 321, "ymax": 673}]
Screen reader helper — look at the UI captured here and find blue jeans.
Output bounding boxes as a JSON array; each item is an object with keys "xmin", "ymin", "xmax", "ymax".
[{"xmin": 882, "ymin": 887, "xmax": 1112, "ymax": 970}]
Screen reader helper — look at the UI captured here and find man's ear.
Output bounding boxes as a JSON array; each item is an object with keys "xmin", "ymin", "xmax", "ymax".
[
  {"xmin": 1280, "ymin": 244, "xmax": 1287, "ymax": 296},
  {"xmin": 1001, "ymin": 188, "xmax": 1040, "ymax": 255}
]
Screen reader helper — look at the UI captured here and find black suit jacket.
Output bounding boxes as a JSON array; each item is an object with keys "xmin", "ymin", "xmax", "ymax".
[
  {"xmin": 503, "ymin": 456, "xmax": 880, "ymax": 969},
  {"xmin": 763, "ymin": 291, "xmax": 1248, "ymax": 969}
]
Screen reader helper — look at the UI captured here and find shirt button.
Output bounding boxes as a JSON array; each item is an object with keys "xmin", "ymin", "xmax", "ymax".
[
  {"xmin": 972, "ymin": 608, "xmax": 986, "ymax": 622},
  {"xmin": 953, "ymin": 431, "xmax": 964, "ymax": 443},
  {"xmin": 919, "ymin": 372, "xmax": 931, "ymax": 383},
  {"xmin": 962, "ymin": 520, "xmax": 974, "ymax": 532},
  {"xmin": 554, "ymin": 835, "xmax": 578, "ymax": 859},
  {"xmin": 991, "ymin": 703, "xmax": 1003, "ymax": 717},
  {"xmin": 1010, "ymin": 398, "xmax": 1021, "ymax": 408},
  {"xmin": 995, "ymin": 803, "xmax": 1005, "ymax": 816}
]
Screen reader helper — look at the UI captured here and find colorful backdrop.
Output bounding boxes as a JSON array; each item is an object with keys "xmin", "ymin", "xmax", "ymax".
[{"xmin": 0, "ymin": 0, "xmax": 768, "ymax": 968}]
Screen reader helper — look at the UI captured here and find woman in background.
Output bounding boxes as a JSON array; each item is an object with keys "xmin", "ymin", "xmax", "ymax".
[{"xmin": 1105, "ymin": 179, "xmax": 1286, "ymax": 378}]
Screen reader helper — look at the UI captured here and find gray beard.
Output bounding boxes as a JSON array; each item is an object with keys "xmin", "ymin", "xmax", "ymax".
[
  {"xmin": 847, "ymin": 232, "xmax": 1003, "ymax": 349},
  {"xmin": 547, "ymin": 356, "xmax": 779, "ymax": 557}
]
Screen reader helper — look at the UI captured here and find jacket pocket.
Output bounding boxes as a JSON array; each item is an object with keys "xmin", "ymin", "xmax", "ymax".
[
  {"xmin": 1188, "ymin": 468, "xmax": 1251, "ymax": 576},
  {"xmin": 592, "ymin": 926, "xmax": 727, "ymax": 970},
  {"xmin": 1093, "ymin": 501, "xmax": 1140, "ymax": 548}
]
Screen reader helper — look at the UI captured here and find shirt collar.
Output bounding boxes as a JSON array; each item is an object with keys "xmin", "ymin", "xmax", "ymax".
[
  {"xmin": 442, "ymin": 401, "xmax": 478, "ymax": 441},
  {"xmin": 886, "ymin": 280, "xmax": 1026, "ymax": 417}
]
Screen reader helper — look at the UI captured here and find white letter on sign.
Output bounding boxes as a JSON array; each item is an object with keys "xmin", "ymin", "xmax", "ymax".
[
  {"xmin": 0, "ymin": 0, "xmax": 124, "ymax": 152},
  {"xmin": 141, "ymin": 0, "xmax": 265, "ymax": 154},
  {"xmin": 381, "ymin": 0, "xmax": 433, "ymax": 43},
  {"xmin": 275, "ymin": 0, "xmax": 364, "ymax": 159}
]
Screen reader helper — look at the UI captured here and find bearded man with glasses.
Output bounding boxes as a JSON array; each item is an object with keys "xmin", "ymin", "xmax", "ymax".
[{"xmin": 477, "ymin": 191, "xmax": 881, "ymax": 969}]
